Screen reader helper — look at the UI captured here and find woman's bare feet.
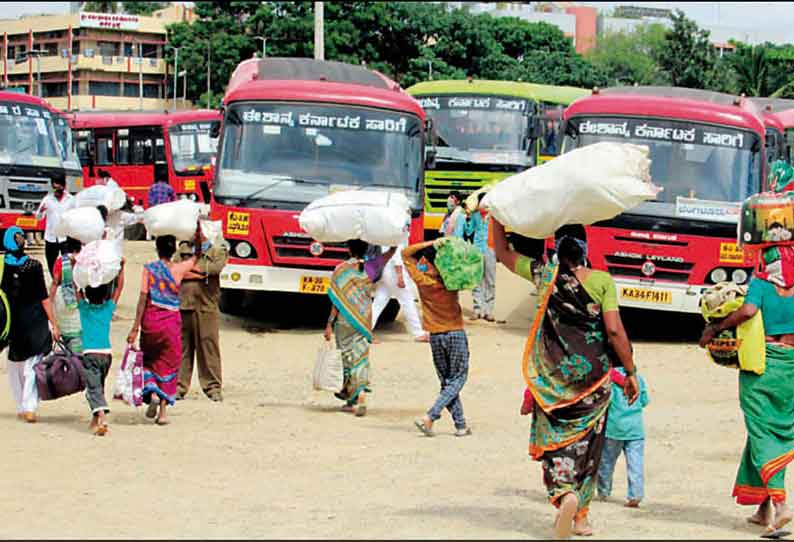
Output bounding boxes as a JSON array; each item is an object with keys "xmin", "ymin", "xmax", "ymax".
[
  {"xmin": 770, "ymin": 501, "xmax": 794, "ymax": 533},
  {"xmin": 625, "ymin": 499, "xmax": 641, "ymax": 508},
  {"xmin": 573, "ymin": 515, "xmax": 594, "ymax": 537},
  {"xmin": 155, "ymin": 400, "xmax": 169, "ymax": 425},
  {"xmin": 355, "ymin": 394, "xmax": 367, "ymax": 417},
  {"xmin": 749, "ymin": 499, "xmax": 773, "ymax": 528},
  {"xmin": 555, "ymin": 493, "xmax": 578, "ymax": 539},
  {"xmin": 23, "ymin": 411, "xmax": 37, "ymax": 423}
]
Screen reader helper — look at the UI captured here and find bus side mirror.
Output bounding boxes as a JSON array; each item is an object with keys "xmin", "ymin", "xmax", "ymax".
[
  {"xmin": 425, "ymin": 148, "xmax": 437, "ymax": 170},
  {"xmin": 424, "ymin": 118, "xmax": 434, "ymax": 145},
  {"xmin": 199, "ymin": 180, "xmax": 212, "ymax": 203},
  {"xmin": 210, "ymin": 121, "xmax": 221, "ymax": 139}
]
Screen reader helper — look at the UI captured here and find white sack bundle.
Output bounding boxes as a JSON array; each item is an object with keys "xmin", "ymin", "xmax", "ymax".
[
  {"xmin": 53, "ymin": 206, "xmax": 105, "ymax": 244},
  {"xmin": 482, "ymin": 142, "xmax": 660, "ymax": 239},
  {"xmin": 143, "ymin": 199, "xmax": 201, "ymax": 240},
  {"xmin": 75, "ymin": 184, "xmax": 127, "ymax": 212},
  {"xmin": 299, "ymin": 190, "xmax": 411, "ymax": 246},
  {"xmin": 73, "ymin": 239, "xmax": 122, "ymax": 289}
]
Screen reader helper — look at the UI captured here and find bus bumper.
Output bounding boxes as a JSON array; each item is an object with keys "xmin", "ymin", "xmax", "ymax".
[
  {"xmin": 615, "ymin": 278, "xmax": 706, "ymax": 314},
  {"xmin": 220, "ymin": 263, "xmax": 333, "ymax": 294}
]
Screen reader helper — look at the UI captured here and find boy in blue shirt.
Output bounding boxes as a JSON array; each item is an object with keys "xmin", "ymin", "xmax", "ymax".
[
  {"xmin": 597, "ymin": 367, "xmax": 650, "ymax": 507},
  {"xmin": 78, "ymin": 283, "xmax": 121, "ymax": 436}
]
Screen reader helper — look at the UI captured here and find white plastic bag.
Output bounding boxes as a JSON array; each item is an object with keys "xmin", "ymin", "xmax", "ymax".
[
  {"xmin": 53, "ymin": 207, "xmax": 105, "ymax": 244},
  {"xmin": 313, "ymin": 342, "xmax": 343, "ymax": 392},
  {"xmin": 73, "ymin": 239, "xmax": 122, "ymax": 289},
  {"xmin": 75, "ymin": 184, "xmax": 127, "ymax": 212},
  {"xmin": 299, "ymin": 190, "xmax": 410, "ymax": 246},
  {"xmin": 200, "ymin": 219, "xmax": 223, "ymax": 245},
  {"xmin": 143, "ymin": 199, "xmax": 201, "ymax": 240},
  {"xmin": 482, "ymin": 142, "xmax": 660, "ymax": 239}
]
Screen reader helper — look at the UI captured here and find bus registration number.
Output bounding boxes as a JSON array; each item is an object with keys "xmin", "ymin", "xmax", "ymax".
[
  {"xmin": 16, "ymin": 217, "xmax": 36, "ymax": 228},
  {"xmin": 300, "ymin": 275, "xmax": 329, "ymax": 294},
  {"xmin": 620, "ymin": 287, "xmax": 672, "ymax": 305}
]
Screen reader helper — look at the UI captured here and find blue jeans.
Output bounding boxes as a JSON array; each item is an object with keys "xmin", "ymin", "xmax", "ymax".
[{"xmin": 597, "ymin": 438, "xmax": 645, "ymax": 501}]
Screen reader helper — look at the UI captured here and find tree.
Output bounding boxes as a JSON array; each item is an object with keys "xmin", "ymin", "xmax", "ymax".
[
  {"xmin": 729, "ymin": 44, "xmax": 769, "ymax": 97},
  {"xmin": 81, "ymin": 1, "xmax": 120, "ymax": 13},
  {"xmin": 121, "ymin": 2, "xmax": 167, "ymax": 15},
  {"xmin": 658, "ymin": 10, "xmax": 716, "ymax": 89},
  {"xmin": 587, "ymin": 24, "xmax": 669, "ymax": 86}
]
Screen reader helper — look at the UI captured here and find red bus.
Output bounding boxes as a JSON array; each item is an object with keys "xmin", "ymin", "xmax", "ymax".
[
  {"xmin": 774, "ymin": 108, "xmax": 794, "ymax": 164},
  {"xmin": 560, "ymin": 87, "xmax": 766, "ymax": 313},
  {"xmin": 69, "ymin": 110, "xmax": 221, "ymax": 207},
  {"xmin": 212, "ymin": 58, "xmax": 426, "ymax": 310},
  {"xmin": 762, "ymin": 110, "xmax": 787, "ymax": 164},
  {"xmin": 0, "ymin": 90, "xmax": 65, "ymax": 232}
]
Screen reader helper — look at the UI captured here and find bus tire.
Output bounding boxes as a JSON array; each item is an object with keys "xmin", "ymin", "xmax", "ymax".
[
  {"xmin": 220, "ymin": 289, "xmax": 245, "ymax": 315},
  {"xmin": 377, "ymin": 298, "xmax": 401, "ymax": 326}
]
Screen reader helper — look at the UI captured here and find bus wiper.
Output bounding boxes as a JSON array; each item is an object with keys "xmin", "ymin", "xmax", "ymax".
[{"xmin": 241, "ymin": 176, "xmax": 321, "ymax": 201}]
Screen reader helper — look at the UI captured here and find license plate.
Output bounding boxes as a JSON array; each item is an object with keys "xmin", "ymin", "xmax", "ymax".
[
  {"xmin": 300, "ymin": 275, "xmax": 329, "ymax": 294},
  {"xmin": 15, "ymin": 217, "xmax": 37, "ymax": 228},
  {"xmin": 620, "ymin": 287, "xmax": 672, "ymax": 305}
]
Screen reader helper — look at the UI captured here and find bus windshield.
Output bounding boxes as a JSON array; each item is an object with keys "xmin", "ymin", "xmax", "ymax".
[
  {"xmin": 0, "ymin": 101, "xmax": 61, "ymax": 169},
  {"xmin": 564, "ymin": 117, "xmax": 762, "ymax": 205},
  {"xmin": 215, "ymin": 102, "xmax": 423, "ymax": 208},
  {"xmin": 417, "ymin": 94, "xmax": 530, "ymax": 151},
  {"xmin": 168, "ymin": 121, "xmax": 220, "ymax": 175},
  {"xmin": 53, "ymin": 115, "xmax": 81, "ymax": 172}
]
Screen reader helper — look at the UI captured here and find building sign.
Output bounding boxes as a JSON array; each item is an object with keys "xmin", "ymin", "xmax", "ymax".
[{"xmin": 80, "ymin": 12, "xmax": 140, "ymax": 30}]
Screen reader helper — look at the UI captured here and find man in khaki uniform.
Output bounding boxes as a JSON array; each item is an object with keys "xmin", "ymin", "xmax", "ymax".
[{"xmin": 176, "ymin": 234, "xmax": 229, "ymax": 402}]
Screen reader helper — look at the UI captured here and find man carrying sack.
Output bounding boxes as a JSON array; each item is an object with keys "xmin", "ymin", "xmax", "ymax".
[{"xmin": 175, "ymin": 228, "xmax": 229, "ymax": 402}]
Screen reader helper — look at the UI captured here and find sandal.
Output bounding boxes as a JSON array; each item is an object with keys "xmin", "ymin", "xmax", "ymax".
[
  {"xmin": 94, "ymin": 423, "xmax": 109, "ymax": 436},
  {"xmin": 414, "ymin": 419, "xmax": 434, "ymax": 437},
  {"xmin": 155, "ymin": 416, "xmax": 170, "ymax": 426},
  {"xmin": 454, "ymin": 427, "xmax": 472, "ymax": 437},
  {"xmin": 145, "ymin": 402, "xmax": 159, "ymax": 419},
  {"xmin": 355, "ymin": 405, "xmax": 367, "ymax": 417}
]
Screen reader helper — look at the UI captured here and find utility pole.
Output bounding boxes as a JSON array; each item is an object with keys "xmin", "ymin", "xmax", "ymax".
[
  {"xmin": 180, "ymin": 70, "xmax": 186, "ymax": 108},
  {"xmin": 206, "ymin": 40, "xmax": 211, "ymax": 108},
  {"xmin": 314, "ymin": 2, "xmax": 324, "ymax": 60},
  {"xmin": 138, "ymin": 41, "xmax": 143, "ymax": 111},
  {"xmin": 172, "ymin": 47, "xmax": 179, "ymax": 111}
]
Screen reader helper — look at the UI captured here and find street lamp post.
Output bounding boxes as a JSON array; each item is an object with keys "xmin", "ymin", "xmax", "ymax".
[
  {"xmin": 171, "ymin": 46, "xmax": 180, "ymax": 111},
  {"xmin": 179, "ymin": 70, "xmax": 186, "ymax": 108},
  {"xmin": 206, "ymin": 40, "xmax": 211, "ymax": 108},
  {"xmin": 255, "ymin": 36, "xmax": 267, "ymax": 58}
]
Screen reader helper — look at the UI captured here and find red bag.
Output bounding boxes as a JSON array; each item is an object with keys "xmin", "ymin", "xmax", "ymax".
[{"xmin": 35, "ymin": 341, "xmax": 86, "ymax": 401}]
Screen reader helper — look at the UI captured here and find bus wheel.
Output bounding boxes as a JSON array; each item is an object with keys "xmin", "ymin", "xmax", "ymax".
[
  {"xmin": 220, "ymin": 289, "xmax": 246, "ymax": 315},
  {"xmin": 376, "ymin": 299, "xmax": 401, "ymax": 327}
]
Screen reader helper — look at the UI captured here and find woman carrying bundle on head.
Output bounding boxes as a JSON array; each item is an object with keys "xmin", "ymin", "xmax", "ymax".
[
  {"xmin": 493, "ymin": 220, "xmax": 639, "ymax": 539},
  {"xmin": 324, "ymin": 239, "xmax": 394, "ymax": 417},
  {"xmin": 700, "ymin": 244, "xmax": 794, "ymax": 535},
  {"xmin": 127, "ymin": 224, "xmax": 202, "ymax": 425}
]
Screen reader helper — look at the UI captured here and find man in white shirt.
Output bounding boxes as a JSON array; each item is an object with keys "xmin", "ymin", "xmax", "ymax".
[
  {"xmin": 371, "ymin": 241, "xmax": 429, "ymax": 343},
  {"xmin": 35, "ymin": 175, "xmax": 74, "ymax": 277}
]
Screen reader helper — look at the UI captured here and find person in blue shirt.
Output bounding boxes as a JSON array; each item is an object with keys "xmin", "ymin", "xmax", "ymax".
[
  {"xmin": 78, "ymin": 282, "xmax": 121, "ymax": 436},
  {"xmin": 597, "ymin": 367, "xmax": 650, "ymax": 507},
  {"xmin": 458, "ymin": 192, "xmax": 496, "ymax": 321}
]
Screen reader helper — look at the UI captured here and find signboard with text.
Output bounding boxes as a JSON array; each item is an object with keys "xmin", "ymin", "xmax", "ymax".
[{"xmin": 79, "ymin": 12, "xmax": 140, "ymax": 31}]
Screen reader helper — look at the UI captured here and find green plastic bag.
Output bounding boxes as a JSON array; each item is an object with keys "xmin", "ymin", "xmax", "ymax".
[{"xmin": 433, "ymin": 237, "xmax": 484, "ymax": 291}]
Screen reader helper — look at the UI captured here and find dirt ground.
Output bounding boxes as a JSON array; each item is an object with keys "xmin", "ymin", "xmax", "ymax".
[{"xmin": 0, "ymin": 240, "xmax": 773, "ymax": 539}]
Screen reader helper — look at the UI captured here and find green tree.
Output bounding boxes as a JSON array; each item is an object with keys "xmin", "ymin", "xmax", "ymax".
[
  {"xmin": 658, "ymin": 10, "xmax": 716, "ymax": 89},
  {"xmin": 121, "ymin": 2, "xmax": 167, "ymax": 15},
  {"xmin": 81, "ymin": 1, "xmax": 120, "ymax": 13},
  {"xmin": 587, "ymin": 23, "xmax": 669, "ymax": 86},
  {"xmin": 729, "ymin": 44, "xmax": 769, "ymax": 97}
]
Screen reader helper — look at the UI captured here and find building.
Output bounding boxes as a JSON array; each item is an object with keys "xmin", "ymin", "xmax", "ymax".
[{"xmin": 1, "ymin": 3, "xmax": 195, "ymax": 111}]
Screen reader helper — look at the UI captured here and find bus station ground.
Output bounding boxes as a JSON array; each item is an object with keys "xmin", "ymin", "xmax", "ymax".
[{"xmin": 0, "ymin": 241, "xmax": 766, "ymax": 539}]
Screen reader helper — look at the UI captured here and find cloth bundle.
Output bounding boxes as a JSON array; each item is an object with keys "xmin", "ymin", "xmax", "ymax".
[
  {"xmin": 143, "ymin": 199, "xmax": 205, "ymax": 240},
  {"xmin": 74, "ymin": 184, "xmax": 127, "ymax": 212},
  {"xmin": 73, "ymin": 239, "xmax": 123, "ymax": 289},
  {"xmin": 299, "ymin": 190, "xmax": 411, "ymax": 246},
  {"xmin": 482, "ymin": 142, "xmax": 659, "ymax": 239},
  {"xmin": 54, "ymin": 207, "xmax": 105, "ymax": 244}
]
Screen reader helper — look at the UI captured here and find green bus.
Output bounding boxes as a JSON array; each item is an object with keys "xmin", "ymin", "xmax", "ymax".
[{"xmin": 406, "ymin": 80, "xmax": 590, "ymax": 235}]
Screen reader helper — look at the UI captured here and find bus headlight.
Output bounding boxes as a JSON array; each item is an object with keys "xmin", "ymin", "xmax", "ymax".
[
  {"xmin": 710, "ymin": 268, "xmax": 728, "ymax": 284},
  {"xmin": 732, "ymin": 269, "xmax": 749, "ymax": 284},
  {"xmin": 235, "ymin": 241, "xmax": 252, "ymax": 258}
]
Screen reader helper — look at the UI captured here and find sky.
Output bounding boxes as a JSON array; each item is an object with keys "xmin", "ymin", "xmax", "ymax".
[{"xmin": 4, "ymin": 1, "xmax": 794, "ymax": 37}]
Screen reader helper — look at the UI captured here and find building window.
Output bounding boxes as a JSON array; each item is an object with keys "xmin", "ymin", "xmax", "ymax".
[
  {"xmin": 143, "ymin": 83, "xmax": 159, "ymax": 98},
  {"xmin": 42, "ymin": 82, "xmax": 67, "ymax": 98},
  {"xmin": 116, "ymin": 129, "xmax": 130, "ymax": 165},
  {"xmin": 71, "ymin": 81, "xmax": 79, "ymax": 96},
  {"xmin": 123, "ymin": 43, "xmax": 134, "ymax": 57},
  {"xmin": 96, "ymin": 135, "xmax": 113, "ymax": 165},
  {"xmin": 141, "ymin": 43, "xmax": 158, "ymax": 58},
  {"xmin": 98, "ymin": 41, "xmax": 118, "ymax": 57},
  {"xmin": 89, "ymin": 81, "xmax": 121, "ymax": 96}
]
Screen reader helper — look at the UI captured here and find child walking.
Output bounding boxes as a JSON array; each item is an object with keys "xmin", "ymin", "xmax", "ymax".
[
  {"xmin": 597, "ymin": 367, "xmax": 650, "ymax": 507},
  {"xmin": 78, "ymin": 282, "xmax": 121, "ymax": 436},
  {"xmin": 403, "ymin": 239, "xmax": 471, "ymax": 437}
]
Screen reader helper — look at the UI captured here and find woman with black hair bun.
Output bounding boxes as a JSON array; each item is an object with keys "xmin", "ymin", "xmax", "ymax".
[{"xmin": 493, "ymin": 220, "xmax": 639, "ymax": 539}]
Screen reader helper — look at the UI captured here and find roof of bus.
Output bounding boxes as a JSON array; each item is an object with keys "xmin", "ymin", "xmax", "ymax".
[
  {"xmin": 773, "ymin": 108, "xmax": 794, "ymax": 128},
  {"xmin": 749, "ymin": 97, "xmax": 794, "ymax": 113},
  {"xmin": 764, "ymin": 112, "xmax": 785, "ymax": 133},
  {"xmin": 565, "ymin": 93, "xmax": 766, "ymax": 135},
  {"xmin": 405, "ymin": 80, "xmax": 591, "ymax": 105},
  {"xmin": 223, "ymin": 58, "xmax": 424, "ymax": 118},
  {"xmin": 0, "ymin": 90, "xmax": 52, "ymax": 108},
  {"xmin": 68, "ymin": 109, "xmax": 220, "ymax": 130}
]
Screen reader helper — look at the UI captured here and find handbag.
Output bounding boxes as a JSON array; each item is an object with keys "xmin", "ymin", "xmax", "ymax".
[
  {"xmin": 113, "ymin": 345, "xmax": 144, "ymax": 407},
  {"xmin": 313, "ymin": 342, "xmax": 344, "ymax": 392},
  {"xmin": 35, "ymin": 340, "xmax": 86, "ymax": 401}
]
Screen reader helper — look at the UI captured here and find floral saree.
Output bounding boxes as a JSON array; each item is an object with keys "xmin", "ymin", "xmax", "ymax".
[
  {"xmin": 523, "ymin": 262, "xmax": 613, "ymax": 519},
  {"xmin": 329, "ymin": 259, "xmax": 373, "ymax": 405}
]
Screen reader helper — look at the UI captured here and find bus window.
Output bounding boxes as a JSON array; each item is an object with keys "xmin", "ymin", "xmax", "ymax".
[
  {"xmin": 76, "ymin": 130, "xmax": 91, "ymax": 164},
  {"xmin": 96, "ymin": 135, "xmax": 113, "ymax": 165},
  {"xmin": 155, "ymin": 137, "xmax": 166, "ymax": 163},
  {"xmin": 131, "ymin": 130, "xmax": 153, "ymax": 164},
  {"xmin": 116, "ymin": 128, "xmax": 130, "ymax": 165}
]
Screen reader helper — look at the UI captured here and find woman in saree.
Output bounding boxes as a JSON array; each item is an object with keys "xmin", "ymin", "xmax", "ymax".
[
  {"xmin": 493, "ymin": 220, "xmax": 639, "ymax": 538},
  {"xmin": 324, "ymin": 240, "xmax": 394, "ymax": 417},
  {"xmin": 128, "ymin": 229, "xmax": 201, "ymax": 425},
  {"xmin": 699, "ymin": 244, "xmax": 794, "ymax": 535}
]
